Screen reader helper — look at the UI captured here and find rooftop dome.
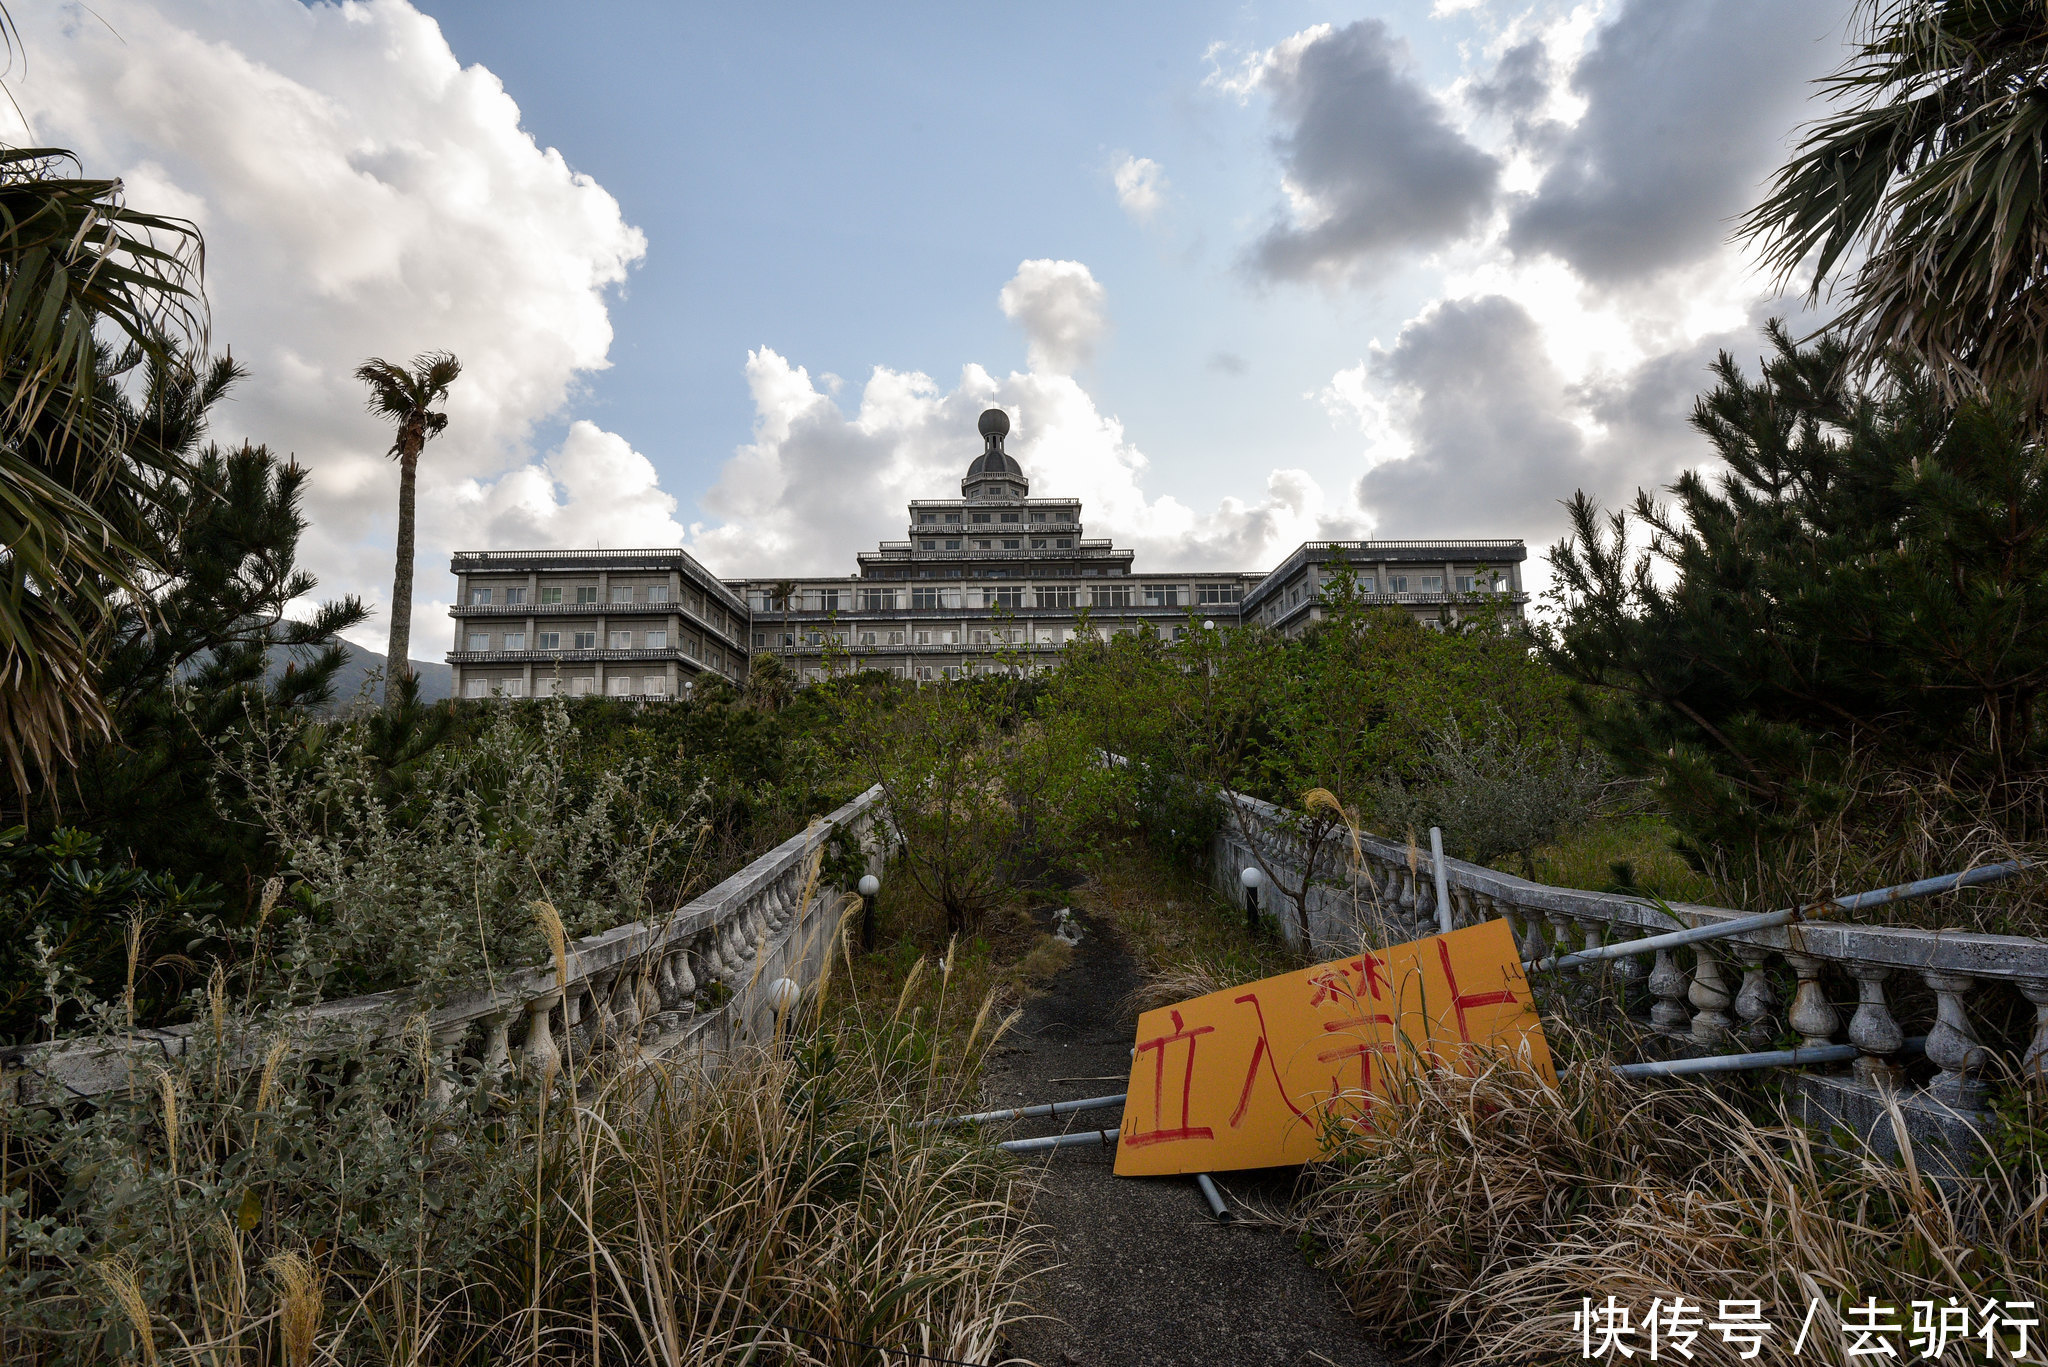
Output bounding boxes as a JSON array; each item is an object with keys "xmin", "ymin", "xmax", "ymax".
[{"xmin": 964, "ymin": 407, "xmax": 1026, "ymax": 486}]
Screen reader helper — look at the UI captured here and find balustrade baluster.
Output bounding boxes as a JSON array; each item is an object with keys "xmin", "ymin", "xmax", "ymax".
[
  {"xmin": 1844, "ymin": 963, "xmax": 1905, "ymax": 1087},
  {"xmin": 427, "ymin": 1019, "xmax": 469, "ymax": 1108},
  {"xmin": 1687, "ymin": 942, "xmax": 1735, "ymax": 1044},
  {"xmin": 1731, "ymin": 946, "xmax": 1776, "ymax": 1046},
  {"xmin": 480, "ymin": 1009, "xmax": 513, "ymax": 1079},
  {"xmin": 584, "ymin": 971, "xmax": 618, "ymax": 1050},
  {"xmin": 1783, "ymin": 952, "xmax": 1840, "ymax": 1050},
  {"xmin": 1922, "ymin": 971, "xmax": 1990, "ymax": 1110},
  {"xmin": 1548, "ymin": 913, "xmax": 1578, "ymax": 974},
  {"xmin": 1648, "ymin": 946, "xmax": 1690, "ymax": 1033},
  {"xmin": 520, "ymin": 991, "xmax": 564, "ymax": 1078},
  {"xmin": 2020, "ymin": 980, "xmax": 2048, "ymax": 1085},
  {"xmin": 1514, "ymin": 907, "xmax": 1547, "ymax": 965}
]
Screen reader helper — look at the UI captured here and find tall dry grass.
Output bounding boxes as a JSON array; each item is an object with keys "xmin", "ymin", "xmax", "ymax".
[
  {"xmin": 1300, "ymin": 1048, "xmax": 2047, "ymax": 1366},
  {"xmin": 1, "ymin": 961, "xmax": 1038, "ymax": 1365}
]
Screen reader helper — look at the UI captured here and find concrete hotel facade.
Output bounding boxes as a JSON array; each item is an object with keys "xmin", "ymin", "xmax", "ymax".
[{"xmin": 446, "ymin": 409, "xmax": 1527, "ymax": 698}]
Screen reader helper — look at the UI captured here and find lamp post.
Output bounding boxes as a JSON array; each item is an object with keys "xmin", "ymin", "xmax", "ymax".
[
  {"xmin": 858, "ymin": 873, "xmax": 880, "ymax": 951},
  {"xmin": 1240, "ymin": 865, "xmax": 1264, "ymax": 937}
]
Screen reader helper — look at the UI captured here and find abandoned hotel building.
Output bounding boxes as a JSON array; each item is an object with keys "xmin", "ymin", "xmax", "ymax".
[{"xmin": 445, "ymin": 409, "xmax": 1528, "ymax": 699}]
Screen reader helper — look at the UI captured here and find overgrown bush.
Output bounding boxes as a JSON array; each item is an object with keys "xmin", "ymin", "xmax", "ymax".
[
  {"xmin": 1301, "ymin": 1050, "xmax": 2047, "ymax": 1367},
  {"xmin": 226, "ymin": 700, "xmax": 698, "ymax": 1002},
  {"xmin": 0, "ymin": 978, "xmax": 1034, "ymax": 1365}
]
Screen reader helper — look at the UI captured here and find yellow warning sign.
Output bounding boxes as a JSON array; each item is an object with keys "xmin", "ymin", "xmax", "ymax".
[{"xmin": 1113, "ymin": 919, "xmax": 1553, "ymax": 1176}]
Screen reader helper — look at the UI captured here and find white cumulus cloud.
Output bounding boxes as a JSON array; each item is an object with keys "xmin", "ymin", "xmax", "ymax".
[
  {"xmin": 5, "ymin": 0, "xmax": 652, "ymax": 659},
  {"xmin": 997, "ymin": 259, "xmax": 1109, "ymax": 375},
  {"xmin": 1111, "ymin": 155, "xmax": 1168, "ymax": 222}
]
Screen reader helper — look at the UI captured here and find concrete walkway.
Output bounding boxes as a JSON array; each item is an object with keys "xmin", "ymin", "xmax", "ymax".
[{"xmin": 984, "ymin": 906, "xmax": 1402, "ymax": 1367}]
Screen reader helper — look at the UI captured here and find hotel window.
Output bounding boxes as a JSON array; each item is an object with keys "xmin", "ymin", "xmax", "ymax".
[
  {"xmin": 920, "ymin": 540, "xmax": 936, "ymax": 551},
  {"xmin": 915, "ymin": 631, "xmax": 931, "ymax": 646},
  {"xmin": 1037, "ymin": 585, "xmax": 1077, "ymax": 608},
  {"xmin": 568, "ymin": 677, "xmax": 593, "ymax": 696},
  {"xmin": 607, "ymin": 676, "xmax": 632, "ymax": 697},
  {"xmin": 993, "ymin": 585, "xmax": 1026, "ymax": 608},
  {"xmin": 976, "ymin": 539, "xmax": 991, "ymax": 549},
  {"xmin": 468, "ymin": 587, "xmax": 492, "ymax": 605},
  {"xmin": 612, "ymin": 586, "xmax": 634, "ymax": 604},
  {"xmin": 1003, "ymin": 539, "xmax": 1020, "ymax": 550},
  {"xmin": 610, "ymin": 630, "xmax": 633, "ymax": 648},
  {"xmin": 1144, "ymin": 585, "xmax": 1181, "ymax": 608},
  {"xmin": 1457, "ymin": 575, "xmax": 1475, "ymax": 592},
  {"xmin": 945, "ymin": 539, "xmax": 960, "ymax": 550},
  {"xmin": 465, "ymin": 678, "xmax": 489, "ymax": 698},
  {"xmin": 648, "ymin": 583, "xmax": 669, "ymax": 602},
  {"xmin": 503, "ymin": 678, "xmax": 526, "ymax": 698},
  {"xmin": 467, "ymin": 632, "xmax": 491, "ymax": 651},
  {"xmin": 888, "ymin": 631, "xmax": 904, "ymax": 645},
  {"xmin": 1360, "ymin": 577, "xmax": 1377, "ymax": 594},
  {"xmin": 971, "ymin": 629, "xmax": 990, "ymax": 645},
  {"xmin": 573, "ymin": 631, "xmax": 597, "ymax": 649},
  {"xmin": 860, "ymin": 589, "xmax": 893, "ymax": 610},
  {"xmin": 818, "ymin": 589, "xmax": 840, "ymax": 611},
  {"xmin": 1055, "ymin": 511, "xmax": 1074, "ymax": 522},
  {"xmin": 912, "ymin": 587, "xmax": 942, "ymax": 609},
  {"xmin": 753, "ymin": 632, "xmax": 766, "ymax": 647},
  {"xmin": 1092, "ymin": 584, "xmax": 1133, "ymax": 607},
  {"xmin": 504, "ymin": 587, "xmax": 527, "ymax": 605},
  {"xmin": 915, "ymin": 666, "xmax": 934, "ymax": 681},
  {"xmin": 504, "ymin": 632, "xmax": 526, "ymax": 650},
  {"xmin": 538, "ymin": 631, "xmax": 562, "ymax": 650},
  {"xmin": 539, "ymin": 586, "xmax": 563, "ymax": 605},
  {"xmin": 534, "ymin": 677, "xmax": 560, "ymax": 697},
  {"xmin": 944, "ymin": 513, "xmax": 961, "ymax": 523},
  {"xmin": 1196, "ymin": 585, "xmax": 1241, "ymax": 605},
  {"xmin": 1421, "ymin": 575, "xmax": 1443, "ymax": 591},
  {"xmin": 1056, "ymin": 539, "xmax": 1073, "ymax": 548},
  {"xmin": 575, "ymin": 586, "xmax": 598, "ymax": 604},
  {"xmin": 1387, "ymin": 576, "xmax": 1408, "ymax": 592},
  {"xmin": 1001, "ymin": 513, "xmax": 1020, "ymax": 523},
  {"xmin": 645, "ymin": 630, "xmax": 667, "ymax": 648},
  {"xmin": 1031, "ymin": 539, "xmax": 1047, "ymax": 549},
  {"xmin": 918, "ymin": 513, "xmax": 936, "ymax": 524},
  {"xmin": 971, "ymin": 513, "xmax": 991, "ymax": 523},
  {"xmin": 861, "ymin": 631, "xmax": 877, "ymax": 646},
  {"xmin": 643, "ymin": 677, "xmax": 667, "ymax": 696}
]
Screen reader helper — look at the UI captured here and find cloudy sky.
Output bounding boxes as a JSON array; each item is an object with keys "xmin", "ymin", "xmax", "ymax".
[{"xmin": 11, "ymin": 0, "xmax": 1852, "ymax": 658}]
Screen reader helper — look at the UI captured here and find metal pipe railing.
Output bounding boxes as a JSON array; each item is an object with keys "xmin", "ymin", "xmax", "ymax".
[
  {"xmin": 1529, "ymin": 861, "xmax": 2031, "ymax": 973},
  {"xmin": 920, "ymin": 1093, "xmax": 1126, "ymax": 1129},
  {"xmin": 996, "ymin": 1127, "xmax": 1120, "ymax": 1154},
  {"xmin": 1613, "ymin": 1036, "xmax": 1928, "ymax": 1080}
]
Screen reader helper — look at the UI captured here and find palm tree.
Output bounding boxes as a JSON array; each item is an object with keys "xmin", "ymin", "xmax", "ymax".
[
  {"xmin": 0, "ymin": 146, "xmax": 206, "ymax": 788},
  {"xmin": 1743, "ymin": 0, "xmax": 2048, "ymax": 406},
  {"xmin": 354, "ymin": 351, "xmax": 461, "ymax": 707}
]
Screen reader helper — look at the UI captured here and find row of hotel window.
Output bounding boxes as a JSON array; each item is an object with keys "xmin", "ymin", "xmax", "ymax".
[
  {"xmin": 920, "ymin": 536, "xmax": 1074, "ymax": 551},
  {"xmin": 465, "ymin": 629, "xmax": 675, "ymax": 651},
  {"xmin": 748, "ymin": 584, "xmax": 1243, "ymax": 612},
  {"xmin": 462, "ymin": 675, "xmax": 670, "ymax": 699},
  {"xmin": 914, "ymin": 510, "xmax": 1076, "ymax": 524},
  {"xmin": 466, "ymin": 583, "xmax": 673, "ymax": 606},
  {"xmin": 1281, "ymin": 572, "xmax": 1504, "ymax": 604},
  {"xmin": 753, "ymin": 623, "xmax": 1189, "ymax": 649}
]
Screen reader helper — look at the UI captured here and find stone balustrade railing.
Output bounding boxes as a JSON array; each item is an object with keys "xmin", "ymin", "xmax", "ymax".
[
  {"xmin": 2, "ymin": 785, "xmax": 888, "ymax": 1107},
  {"xmin": 1211, "ymin": 787, "xmax": 2048, "ymax": 1151}
]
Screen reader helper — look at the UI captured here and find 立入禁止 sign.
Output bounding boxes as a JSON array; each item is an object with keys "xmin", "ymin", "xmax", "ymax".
[{"xmin": 1113, "ymin": 919, "xmax": 1553, "ymax": 1176}]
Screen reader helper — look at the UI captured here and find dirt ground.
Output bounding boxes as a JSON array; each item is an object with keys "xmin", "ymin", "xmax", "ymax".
[{"xmin": 983, "ymin": 904, "xmax": 1404, "ymax": 1367}]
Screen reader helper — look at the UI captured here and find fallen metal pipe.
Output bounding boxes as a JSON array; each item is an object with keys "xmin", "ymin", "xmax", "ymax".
[
  {"xmin": 920, "ymin": 1092, "xmax": 1127, "ymax": 1129},
  {"xmin": 1430, "ymin": 826, "xmax": 1453, "ymax": 937},
  {"xmin": 1612, "ymin": 1035, "xmax": 1927, "ymax": 1080},
  {"xmin": 997, "ymin": 1127, "xmax": 1120, "ymax": 1154},
  {"xmin": 1529, "ymin": 861, "xmax": 2031, "ymax": 973},
  {"xmin": 1194, "ymin": 1172, "xmax": 1234, "ymax": 1223}
]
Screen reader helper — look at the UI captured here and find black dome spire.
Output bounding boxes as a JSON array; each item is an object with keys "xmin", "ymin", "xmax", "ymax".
[{"xmin": 964, "ymin": 407, "xmax": 1026, "ymax": 493}]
